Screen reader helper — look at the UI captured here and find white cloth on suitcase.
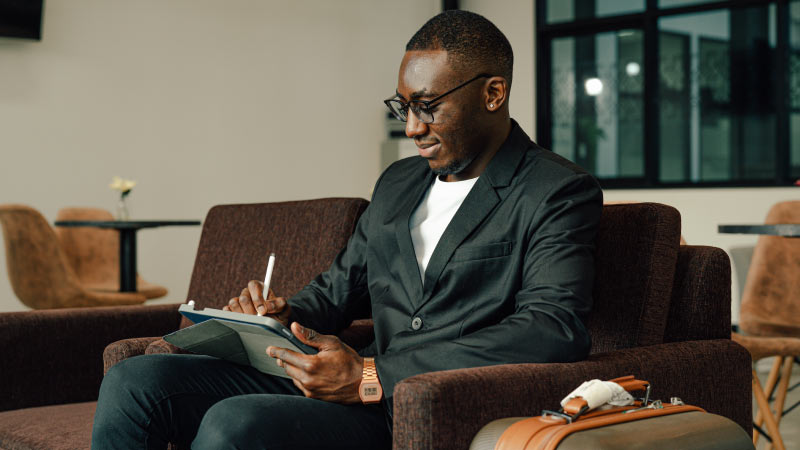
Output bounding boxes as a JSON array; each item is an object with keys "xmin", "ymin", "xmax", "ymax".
[{"xmin": 560, "ymin": 379, "xmax": 635, "ymax": 411}]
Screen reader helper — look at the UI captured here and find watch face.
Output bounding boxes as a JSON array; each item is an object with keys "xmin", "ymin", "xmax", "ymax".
[
  {"xmin": 363, "ymin": 385, "xmax": 380, "ymax": 398},
  {"xmin": 360, "ymin": 382, "xmax": 383, "ymax": 403}
]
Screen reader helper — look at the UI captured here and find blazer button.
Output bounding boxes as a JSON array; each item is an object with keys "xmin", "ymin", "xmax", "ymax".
[{"xmin": 411, "ymin": 317, "xmax": 423, "ymax": 330}]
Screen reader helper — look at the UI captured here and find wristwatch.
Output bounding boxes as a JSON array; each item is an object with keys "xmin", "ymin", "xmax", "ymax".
[{"xmin": 359, "ymin": 357, "xmax": 383, "ymax": 404}]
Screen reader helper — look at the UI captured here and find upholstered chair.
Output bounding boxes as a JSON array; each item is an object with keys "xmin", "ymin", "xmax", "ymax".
[
  {"xmin": 0, "ymin": 204, "xmax": 146, "ymax": 309},
  {"xmin": 55, "ymin": 207, "xmax": 168, "ymax": 299},
  {"xmin": 735, "ymin": 200, "xmax": 800, "ymax": 448}
]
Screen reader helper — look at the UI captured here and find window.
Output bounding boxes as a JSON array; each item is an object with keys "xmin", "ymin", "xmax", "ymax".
[{"xmin": 537, "ymin": 0, "xmax": 799, "ymax": 188}]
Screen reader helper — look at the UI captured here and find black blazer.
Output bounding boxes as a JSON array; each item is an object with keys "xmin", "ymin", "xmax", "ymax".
[{"xmin": 290, "ymin": 121, "xmax": 603, "ymax": 407}]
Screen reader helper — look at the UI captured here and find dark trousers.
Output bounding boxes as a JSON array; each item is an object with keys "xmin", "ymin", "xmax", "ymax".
[{"xmin": 91, "ymin": 354, "xmax": 391, "ymax": 450}]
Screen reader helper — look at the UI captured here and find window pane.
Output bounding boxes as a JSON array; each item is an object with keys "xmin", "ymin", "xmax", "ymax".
[
  {"xmin": 547, "ymin": 0, "xmax": 644, "ymax": 24},
  {"xmin": 658, "ymin": 0, "xmax": 717, "ymax": 9},
  {"xmin": 791, "ymin": 1, "xmax": 800, "ymax": 177},
  {"xmin": 658, "ymin": 6, "xmax": 776, "ymax": 184},
  {"xmin": 551, "ymin": 30, "xmax": 645, "ymax": 178}
]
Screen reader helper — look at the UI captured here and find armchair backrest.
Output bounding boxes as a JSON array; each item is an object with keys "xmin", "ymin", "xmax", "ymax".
[
  {"xmin": 182, "ymin": 198, "xmax": 369, "ymax": 329},
  {"xmin": 587, "ymin": 203, "xmax": 681, "ymax": 353},
  {"xmin": 663, "ymin": 245, "xmax": 731, "ymax": 343}
]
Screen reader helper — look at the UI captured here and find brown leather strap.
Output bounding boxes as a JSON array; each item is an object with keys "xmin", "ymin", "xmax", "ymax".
[
  {"xmin": 562, "ymin": 397, "xmax": 588, "ymax": 416},
  {"xmin": 608, "ymin": 375, "xmax": 649, "ymax": 393}
]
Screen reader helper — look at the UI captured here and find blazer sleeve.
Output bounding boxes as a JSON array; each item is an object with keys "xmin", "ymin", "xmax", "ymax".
[
  {"xmin": 374, "ymin": 173, "xmax": 602, "ymax": 403},
  {"xmin": 285, "ymin": 175, "xmax": 385, "ymax": 335}
]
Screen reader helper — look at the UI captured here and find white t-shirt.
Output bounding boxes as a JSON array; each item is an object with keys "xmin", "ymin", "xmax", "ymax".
[{"xmin": 409, "ymin": 176, "xmax": 479, "ymax": 283}]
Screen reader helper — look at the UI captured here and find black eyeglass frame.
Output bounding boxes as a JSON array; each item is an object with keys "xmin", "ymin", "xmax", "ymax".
[{"xmin": 384, "ymin": 73, "xmax": 492, "ymax": 124}]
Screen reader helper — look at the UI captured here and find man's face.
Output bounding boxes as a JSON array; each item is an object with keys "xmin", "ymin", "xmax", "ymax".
[{"xmin": 396, "ymin": 50, "xmax": 486, "ymax": 180}]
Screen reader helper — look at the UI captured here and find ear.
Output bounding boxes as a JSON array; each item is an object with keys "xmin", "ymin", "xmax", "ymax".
[{"xmin": 483, "ymin": 76, "xmax": 509, "ymax": 112}]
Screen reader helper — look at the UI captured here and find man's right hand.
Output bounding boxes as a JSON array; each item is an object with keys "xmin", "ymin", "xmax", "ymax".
[{"xmin": 223, "ymin": 280, "xmax": 291, "ymax": 326}]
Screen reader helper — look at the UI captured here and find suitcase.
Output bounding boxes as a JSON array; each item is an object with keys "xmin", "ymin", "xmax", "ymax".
[{"xmin": 470, "ymin": 376, "xmax": 754, "ymax": 450}]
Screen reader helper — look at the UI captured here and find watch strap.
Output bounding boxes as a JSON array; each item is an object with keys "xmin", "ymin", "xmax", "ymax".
[{"xmin": 363, "ymin": 357, "xmax": 379, "ymax": 382}]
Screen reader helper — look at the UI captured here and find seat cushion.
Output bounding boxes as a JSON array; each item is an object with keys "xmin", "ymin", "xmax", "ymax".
[{"xmin": 0, "ymin": 402, "xmax": 95, "ymax": 450}]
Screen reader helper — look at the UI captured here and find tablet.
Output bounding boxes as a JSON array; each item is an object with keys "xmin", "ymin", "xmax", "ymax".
[{"xmin": 163, "ymin": 303, "xmax": 317, "ymax": 378}]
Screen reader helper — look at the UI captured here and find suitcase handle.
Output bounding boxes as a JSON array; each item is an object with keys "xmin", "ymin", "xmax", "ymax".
[
  {"xmin": 608, "ymin": 375, "xmax": 650, "ymax": 393},
  {"xmin": 562, "ymin": 375, "xmax": 650, "ymax": 417}
]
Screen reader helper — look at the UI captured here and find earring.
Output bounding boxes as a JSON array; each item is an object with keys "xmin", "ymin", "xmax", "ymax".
[{"xmin": 489, "ymin": 103, "xmax": 494, "ymax": 109}]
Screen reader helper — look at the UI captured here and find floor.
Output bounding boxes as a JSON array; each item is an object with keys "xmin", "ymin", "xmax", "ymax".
[{"xmin": 754, "ymin": 358, "xmax": 800, "ymax": 450}]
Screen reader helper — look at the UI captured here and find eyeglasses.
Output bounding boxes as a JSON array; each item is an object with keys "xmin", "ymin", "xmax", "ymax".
[{"xmin": 384, "ymin": 73, "xmax": 491, "ymax": 124}]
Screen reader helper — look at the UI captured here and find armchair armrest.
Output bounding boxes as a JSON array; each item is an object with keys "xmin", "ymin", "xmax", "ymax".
[
  {"xmin": 103, "ymin": 336, "xmax": 192, "ymax": 374},
  {"xmin": 392, "ymin": 339, "xmax": 751, "ymax": 450},
  {"xmin": 103, "ymin": 337, "xmax": 162, "ymax": 374},
  {"xmin": 0, "ymin": 303, "xmax": 182, "ymax": 412}
]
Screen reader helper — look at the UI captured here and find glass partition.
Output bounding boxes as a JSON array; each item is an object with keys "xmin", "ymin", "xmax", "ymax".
[{"xmin": 551, "ymin": 30, "xmax": 645, "ymax": 178}]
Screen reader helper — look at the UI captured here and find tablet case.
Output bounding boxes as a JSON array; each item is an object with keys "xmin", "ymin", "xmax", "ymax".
[{"xmin": 163, "ymin": 303, "xmax": 316, "ymax": 379}]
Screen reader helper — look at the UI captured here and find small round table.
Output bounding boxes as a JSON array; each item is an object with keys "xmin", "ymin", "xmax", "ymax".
[
  {"xmin": 54, "ymin": 220, "xmax": 201, "ymax": 292},
  {"xmin": 718, "ymin": 224, "xmax": 800, "ymax": 238}
]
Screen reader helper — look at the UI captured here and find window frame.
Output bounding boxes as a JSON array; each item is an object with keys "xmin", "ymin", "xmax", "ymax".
[{"xmin": 536, "ymin": 0, "xmax": 794, "ymax": 189}]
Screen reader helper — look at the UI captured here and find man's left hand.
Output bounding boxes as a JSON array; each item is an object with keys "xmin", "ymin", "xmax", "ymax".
[{"xmin": 267, "ymin": 323, "xmax": 364, "ymax": 404}]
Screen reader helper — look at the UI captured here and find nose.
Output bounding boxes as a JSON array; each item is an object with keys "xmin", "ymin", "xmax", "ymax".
[{"xmin": 405, "ymin": 109, "xmax": 427, "ymax": 139}]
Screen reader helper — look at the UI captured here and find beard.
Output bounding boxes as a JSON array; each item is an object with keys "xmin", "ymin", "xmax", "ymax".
[{"xmin": 431, "ymin": 151, "xmax": 480, "ymax": 176}]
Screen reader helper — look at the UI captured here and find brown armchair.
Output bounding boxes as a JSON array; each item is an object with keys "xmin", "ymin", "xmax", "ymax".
[{"xmin": 390, "ymin": 203, "xmax": 751, "ymax": 449}]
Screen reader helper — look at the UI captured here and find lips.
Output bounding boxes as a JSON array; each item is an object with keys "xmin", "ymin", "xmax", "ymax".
[{"xmin": 416, "ymin": 141, "xmax": 440, "ymax": 159}]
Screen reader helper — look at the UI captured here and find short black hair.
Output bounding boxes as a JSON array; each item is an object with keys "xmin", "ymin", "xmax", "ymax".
[{"xmin": 406, "ymin": 10, "xmax": 513, "ymax": 85}]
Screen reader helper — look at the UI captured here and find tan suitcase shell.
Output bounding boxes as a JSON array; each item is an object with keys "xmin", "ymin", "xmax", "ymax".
[{"xmin": 471, "ymin": 404, "xmax": 754, "ymax": 450}]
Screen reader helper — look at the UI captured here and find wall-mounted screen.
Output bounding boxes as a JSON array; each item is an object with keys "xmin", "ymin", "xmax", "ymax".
[{"xmin": 0, "ymin": 0, "xmax": 43, "ymax": 40}]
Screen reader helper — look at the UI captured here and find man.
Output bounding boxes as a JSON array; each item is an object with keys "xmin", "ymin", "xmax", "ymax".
[{"xmin": 92, "ymin": 10, "xmax": 601, "ymax": 450}]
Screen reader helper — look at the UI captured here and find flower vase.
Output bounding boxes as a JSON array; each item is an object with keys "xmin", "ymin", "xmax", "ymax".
[{"xmin": 116, "ymin": 196, "xmax": 130, "ymax": 221}]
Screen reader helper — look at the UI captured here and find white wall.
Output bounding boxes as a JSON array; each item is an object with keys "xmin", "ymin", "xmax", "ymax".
[
  {"xmin": 0, "ymin": 0, "xmax": 438, "ymax": 311},
  {"xmin": 460, "ymin": 0, "xmax": 536, "ymax": 137}
]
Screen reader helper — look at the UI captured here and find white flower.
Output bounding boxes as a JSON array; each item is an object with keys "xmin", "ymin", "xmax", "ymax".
[{"xmin": 109, "ymin": 176, "xmax": 136, "ymax": 195}]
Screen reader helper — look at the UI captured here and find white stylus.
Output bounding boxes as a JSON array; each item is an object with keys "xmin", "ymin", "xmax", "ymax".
[{"xmin": 262, "ymin": 252, "xmax": 276, "ymax": 303}]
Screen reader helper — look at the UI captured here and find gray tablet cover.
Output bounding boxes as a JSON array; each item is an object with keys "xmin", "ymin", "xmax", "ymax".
[{"xmin": 164, "ymin": 306, "xmax": 309, "ymax": 378}]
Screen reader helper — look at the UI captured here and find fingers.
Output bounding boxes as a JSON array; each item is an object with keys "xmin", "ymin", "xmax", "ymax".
[
  {"xmin": 288, "ymin": 375, "xmax": 312, "ymax": 398},
  {"xmin": 292, "ymin": 322, "xmax": 316, "ymax": 343},
  {"xmin": 248, "ymin": 280, "xmax": 265, "ymax": 301},
  {"xmin": 246, "ymin": 281, "xmax": 268, "ymax": 315},
  {"xmin": 291, "ymin": 322, "xmax": 337, "ymax": 351},
  {"xmin": 264, "ymin": 296, "xmax": 287, "ymax": 315},
  {"xmin": 222, "ymin": 282, "xmax": 283, "ymax": 316},
  {"xmin": 236, "ymin": 288, "xmax": 257, "ymax": 315},
  {"xmin": 268, "ymin": 346, "xmax": 312, "ymax": 372},
  {"xmin": 226, "ymin": 296, "xmax": 243, "ymax": 313},
  {"xmin": 272, "ymin": 350, "xmax": 316, "ymax": 398}
]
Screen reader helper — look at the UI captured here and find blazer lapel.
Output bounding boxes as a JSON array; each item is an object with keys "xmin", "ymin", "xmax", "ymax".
[
  {"xmin": 418, "ymin": 120, "xmax": 531, "ymax": 308},
  {"xmin": 390, "ymin": 169, "xmax": 435, "ymax": 307},
  {"xmin": 420, "ymin": 179, "xmax": 499, "ymax": 303}
]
